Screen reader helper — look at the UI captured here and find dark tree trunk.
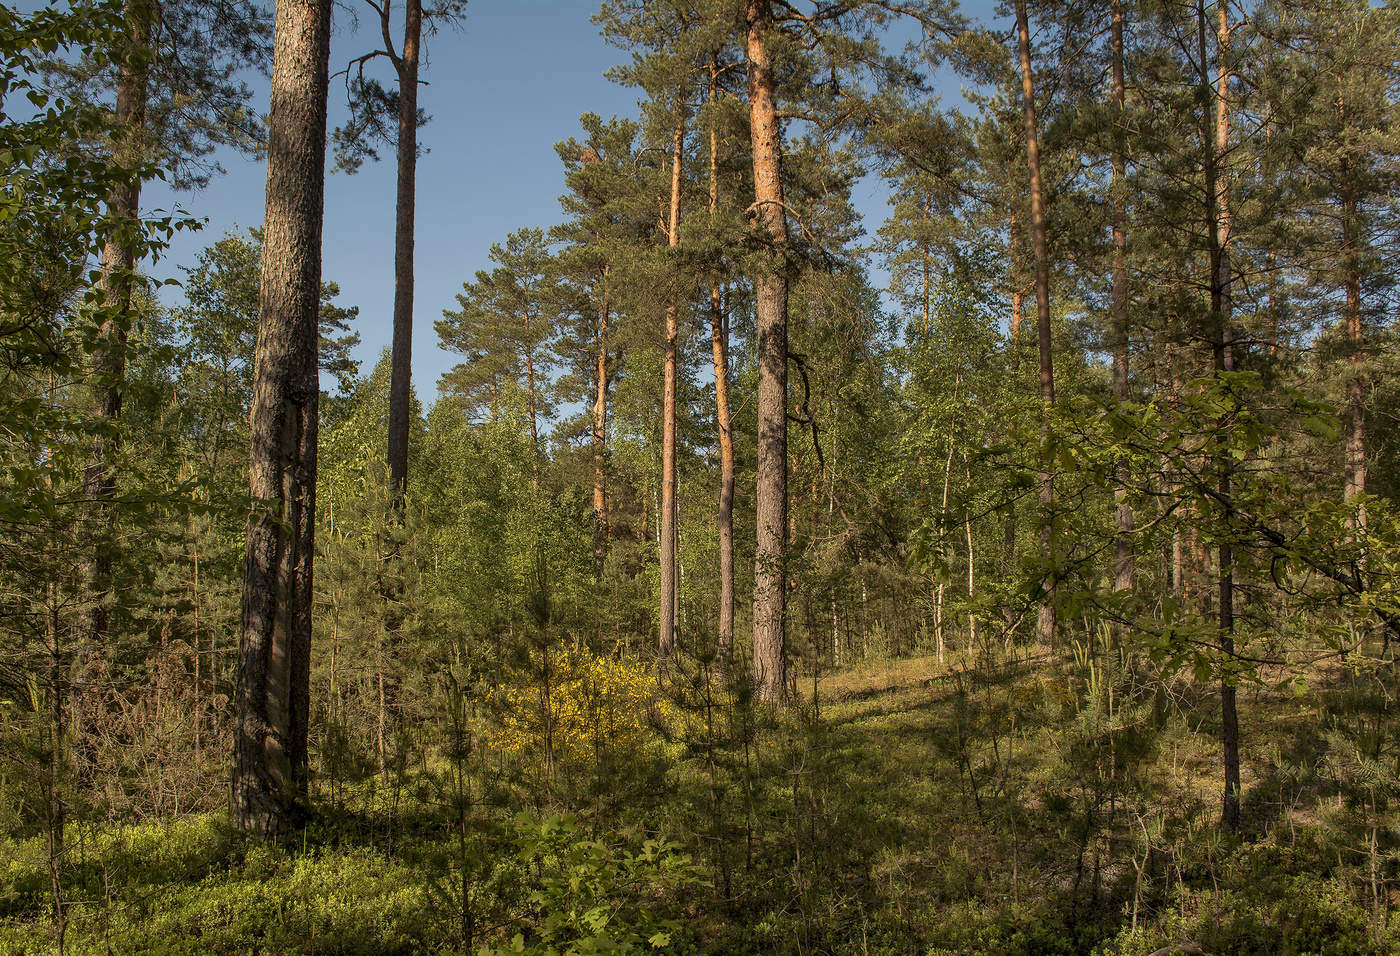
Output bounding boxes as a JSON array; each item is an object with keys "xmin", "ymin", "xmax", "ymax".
[
  {"xmin": 1015, "ymin": 0, "xmax": 1055, "ymax": 645},
  {"xmin": 1111, "ymin": 0, "xmax": 1134, "ymax": 595},
  {"xmin": 377, "ymin": 0, "xmax": 421, "ymax": 776},
  {"xmin": 746, "ymin": 0, "xmax": 788, "ymax": 702},
  {"xmin": 234, "ymin": 0, "xmax": 330, "ymax": 840},
  {"xmin": 659, "ymin": 103, "xmax": 684, "ymax": 659},
  {"xmin": 386, "ymin": 0, "xmax": 421, "ymax": 499}
]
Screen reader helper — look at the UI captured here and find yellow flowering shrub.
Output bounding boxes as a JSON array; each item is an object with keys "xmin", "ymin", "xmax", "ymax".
[{"xmin": 489, "ymin": 647, "xmax": 676, "ymax": 766}]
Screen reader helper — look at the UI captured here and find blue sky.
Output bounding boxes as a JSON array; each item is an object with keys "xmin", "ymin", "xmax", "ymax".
[{"xmin": 142, "ymin": 0, "xmax": 996, "ymax": 399}]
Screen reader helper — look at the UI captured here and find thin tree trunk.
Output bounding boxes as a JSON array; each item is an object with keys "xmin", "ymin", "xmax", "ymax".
[
  {"xmin": 935, "ymin": 443, "xmax": 954, "ymax": 664},
  {"xmin": 746, "ymin": 0, "xmax": 789, "ymax": 702},
  {"xmin": 659, "ymin": 100, "xmax": 685, "ymax": 659},
  {"xmin": 526, "ymin": 343, "xmax": 539, "ymax": 487},
  {"xmin": 191, "ymin": 522, "xmax": 202, "ymax": 763},
  {"xmin": 233, "ymin": 0, "xmax": 330, "ymax": 840},
  {"xmin": 1009, "ymin": 211, "xmax": 1023, "ymax": 342},
  {"xmin": 1004, "ymin": 212, "xmax": 1020, "ymax": 610},
  {"xmin": 1343, "ymin": 194, "xmax": 1366, "ymax": 532},
  {"xmin": 965, "ymin": 455, "xmax": 977, "ymax": 649},
  {"xmin": 1111, "ymin": 0, "xmax": 1134, "ymax": 595},
  {"xmin": 709, "ymin": 55, "xmax": 735, "ymax": 660},
  {"xmin": 935, "ymin": 375, "xmax": 960, "ymax": 663},
  {"xmin": 1015, "ymin": 0, "xmax": 1056, "ymax": 646},
  {"xmin": 44, "ymin": 581, "xmax": 67, "ymax": 951},
  {"xmin": 1216, "ymin": 0, "xmax": 1240, "ymax": 833},
  {"xmin": 1201, "ymin": 0, "xmax": 1240, "ymax": 832},
  {"xmin": 921, "ymin": 193, "xmax": 932, "ymax": 336},
  {"xmin": 712, "ymin": 292, "xmax": 735, "ymax": 659},
  {"xmin": 593, "ymin": 272, "xmax": 610, "ymax": 578},
  {"xmin": 385, "ymin": 0, "xmax": 420, "ymax": 499},
  {"xmin": 376, "ymin": 0, "xmax": 420, "ymax": 785}
]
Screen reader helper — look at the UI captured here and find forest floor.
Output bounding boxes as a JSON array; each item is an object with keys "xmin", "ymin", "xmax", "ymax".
[{"xmin": 1, "ymin": 646, "xmax": 1396, "ymax": 954}]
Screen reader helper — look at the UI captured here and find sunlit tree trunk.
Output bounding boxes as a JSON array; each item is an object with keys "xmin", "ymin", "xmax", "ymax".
[
  {"xmin": 659, "ymin": 100, "xmax": 684, "ymax": 659},
  {"xmin": 594, "ymin": 271, "xmax": 610, "ymax": 579},
  {"xmin": 708, "ymin": 56, "xmax": 735, "ymax": 659},
  {"xmin": 234, "ymin": 0, "xmax": 330, "ymax": 840},
  {"xmin": 746, "ymin": 0, "xmax": 789, "ymax": 701}
]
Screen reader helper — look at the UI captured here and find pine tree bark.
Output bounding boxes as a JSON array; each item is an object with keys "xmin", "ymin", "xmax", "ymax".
[
  {"xmin": 746, "ymin": 0, "xmax": 788, "ymax": 701},
  {"xmin": 593, "ymin": 272, "xmax": 610, "ymax": 579},
  {"xmin": 1200, "ymin": 0, "xmax": 1240, "ymax": 832},
  {"xmin": 386, "ymin": 0, "xmax": 421, "ymax": 499},
  {"xmin": 1015, "ymin": 0, "xmax": 1056, "ymax": 646},
  {"xmin": 1111, "ymin": 0, "xmax": 1134, "ymax": 595},
  {"xmin": 659, "ymin": 102, "xmax": 684, "ymax": 659},
  {"xmin": 234, "ymin": 0, "xmax": 330, "ymax": 840},
  {"xmin": 1008, "ymin": 211, "xmax": 1023, "ymax": 342},
  {"xmin": 376, "ymin": 0, "xmax": 421, "ymax": 780},
  {"xmin": 708, "ymin": 55, "xmax": 735, "ymax": 661},
  {"xmin": 1343, "ymin": 194, "xmax": 1366, "ymax": 532}
]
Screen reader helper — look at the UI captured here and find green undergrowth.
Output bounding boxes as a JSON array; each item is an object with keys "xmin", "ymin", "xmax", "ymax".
[{"xmin": 2, "ymin": 652, "xmax": 1396, "ymax": 954}]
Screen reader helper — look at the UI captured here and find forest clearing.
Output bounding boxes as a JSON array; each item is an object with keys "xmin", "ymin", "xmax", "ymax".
[{"xmin": 3, "ymin": 0, "xmax": 1399, "ymax": 951}]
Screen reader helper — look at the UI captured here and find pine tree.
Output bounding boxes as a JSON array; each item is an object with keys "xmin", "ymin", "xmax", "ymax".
[
  {"xmin": 744, "ymin": 0, "xmax": 789, "ymax": 700},
  {"xmin": 438, "ymin": 228, "xmax": 563, "ymax": 482},
  {"xmin": 1259, "ymin": 0, "xmax": 1400, "ymax": 532},
  {"xmin": 234, "ymin": 0, "xmax": 331, "ymax": 840},
  {"xmin": 1014, "ymin": 0, "xmax": 1056, "ymax": 646},
  {"xmin": 551, "ymin": 114, "xmax": 648, "ymax": 581},
  {"xmin": 334, "ymin": 0, "xmax": 466, "ymax": 499},
  {"xmin": 48, "ymin": 0, "xmax": 273, "ymax": 759}
]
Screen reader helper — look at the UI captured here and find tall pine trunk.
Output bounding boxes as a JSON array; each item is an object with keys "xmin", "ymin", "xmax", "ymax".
[
  {"xmin": 708, "ymin": 56, "xmax": 735, "ymax": 659},
  {"xmin": 1200, "ymin": 0, "xmax": 1240, "ymax": 832},
  {"xmin": 746, "ymin": 0, "xmax": 788, "ymax": 701},
  {"xmin": 375, "ymin": 0, "xmax": 421, "ymax": 776},
  {"xmin": 594, "ymin": 271, "xmax": 610, "ymax": 579},
  {"xmin": 234, "ymin": 0, "xmax": 330, "ymax": 840},
  {"xmin": 386, "ymin": 0, "xmax": 421, "ymax": 498},
  {"xmin": 1015, "ymin": 0, "xmax": 1056, "ymax": 646},
  {"xmin": 1111, "ymin": 0, "xmax": 1134, "ymax": 595},
  {"xmin": 1009, "ymin": 211, "xmax": 1023, "ymax": 341},
  {"xmin": 659, "ymin": 102, "xmax": 685, "ymax": 659},
  {"xmin": 526, "ymin": 337, "xmax": 540, "ymax": 486},
  {"xmin": 1343, "ymin": 194, "xmax": 1365, "ymax": 532}
]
